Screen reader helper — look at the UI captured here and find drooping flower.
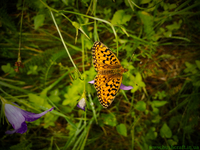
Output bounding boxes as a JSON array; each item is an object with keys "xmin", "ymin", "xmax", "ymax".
[
  {"xmin": 77, "ymin": 97, "xmax": 86, "ymax": 111},
  {"xmin": 119, "ymin": 83, "xmax": 133, "ymax": 90},
  {"xmin": 88, "ymin": 80, "xmax": 133, "ymax": 90},
  {"xmin": 0, "ymin": 96, "xmax": 54, "ymax": 134},
  {"xmin": 77, "ymin": 92, "xmax": 86, "ymax": 111},
  {"xmin": 77, "ymin": 81, "xmax": 133, "ymax": 110}
]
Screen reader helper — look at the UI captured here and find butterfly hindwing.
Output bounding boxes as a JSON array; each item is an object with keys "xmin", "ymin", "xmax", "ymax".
[{"xmin": 94, "ymin": 74, "xmax": 122, "ymax": 108}]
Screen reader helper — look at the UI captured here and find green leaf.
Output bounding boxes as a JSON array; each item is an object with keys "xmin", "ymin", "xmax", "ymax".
[
  {"xmin": 169, "ymin": 115, "xmax": 181, "ymax": 128},
  {"xmin": 184, "ymin": 62, "xmax": 197, "ymax": 74},
  {"xmin": 28, "ymin": 93, "xmax": 45, "ymax": 106},
  {"xmin": 135, "ymin": 101, "xmax": 146, "ymax": 111},
  {"xmin": 116, "ymin": 124, "xmax": 127, "ymax": 137},
  {"xmin": 62, "ymin": 78, "xmax": 84, "ymax": 109},
  {"xmin": 163, "ymin": 3, "xmax": 170, "ymax": 11},
  {"xmin": 160, "ymin": 123, "xmax": 172, "ymax": 138},
  {"xmin": 62, "ymin": 0, "xmax": 74, "ymax": 6},
  {"xmin": 158, "ymin": 91, "xmax": 167, "ymax": 99},
  {"xmin": 32, "ymin": 0, "xmax": 45, "ymax": 9},
  {"xmin": 146, "ymin": 127, "xmax": 157, "ymax": 140},
  {"xmin": 43, "ymin": 112, "xmax": 58, "ymax": 128},
  {"xmin": 151, "ymin": 115, "xmax": 161, "ymax": 123},
  {"xmin": 50, "ymin": 89, "xmax": 60, "ymax": 96},
  {"xmin": 141, "ymin": 0, "xmax": 151, "ymax": 4},
  {"xmin": 49, "ymin": 95, "xmax": 61, "ymax": 103},
  {"xmin": 195, "ymin": 60, "xmax": 200, "ymax": 70},
  {"xmin": 1, "ymin": 63, "xmax": 14, "ymax": 74},
  {"xmin": 49, "ymin": 89, "xmax": 61, "ymax": 103},
  {"xmin": 193, "ymin": 80, "xmax": 200, "ymax": 87},
  {"xmin": 167, "ymin": 139, "xmax": 177, "ymax": 146},
  {"xmin": 34, "ymin": 14, "xmax": 45, "ymax": 30},
  {"xmin": 151, "ymin": 101, "xmax": 168, "ymax": 107},
  {"xmin": 183, "ymin": 125, "xmax": 194, "ymax": 134},
  {"xmin": 164, "ymin": 30, "xmax": 172, "ymax": 37},
  {"xmin": 169, "ymin": 4, "xmax": 177, "ymax": 10},
  {"xmin": 101, "ymin": 113, "xmax": 117, "ymax": 127},
  {"xmin": 27, "ymin": 65, "xmax": 39, "ymax": 75},
  {"xmin": 10, "ymin": 141, "xmax": 32, "ymax": 150},
  {"xmin": 111, "ymin": 10, "xmax": 132, "ymax": 25},
  {"xmin": 152, "ymin": 107, "xmax": 159, "ymax": 115},
  {"xmin": 131, "ymin": 112, "xmax": 135, "ymax": 117},
  {"xmin": 166, "ymin": 20, "xmax": 182, "ymax": 31},
  {"xmin": 138, "ymin": 11, "xmax": 154, "ymax": 38},
  {"xmin": 130, "ymin": 72, "xmax": 146, "ymax": 93},
  {"xmin": 1, "ymin": 63, "xmax": 11, "ymax": 73},
  {"xmin": 62, "ymin": 0, "xmax": 69, "ymax": 5},
  {"xmin": 72, "ymin": 21, "xmax": 80, "ymax": 29}
]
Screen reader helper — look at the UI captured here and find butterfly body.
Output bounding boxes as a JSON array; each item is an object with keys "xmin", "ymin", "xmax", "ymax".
[
  {"xmin": 92, "ymin": 41, "xmax": 127, "ymax": 108},
  {"xmin": 98, "ymin": 68, "xmax": 127, "ymax": 75}
]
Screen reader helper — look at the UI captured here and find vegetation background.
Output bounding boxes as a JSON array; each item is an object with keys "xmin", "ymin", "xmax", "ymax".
[{"xmin": 0, "ymin": 0, "xmax": 200, "ymax": 149}]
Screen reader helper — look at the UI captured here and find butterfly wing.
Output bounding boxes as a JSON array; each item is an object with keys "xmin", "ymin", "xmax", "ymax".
[
  {"xmin": 94, "ymin": 74, "xmax": 122, "ymax": 108},
  {"xmin": 92, "ymin": 41, "xmax": 126, "ymax": 108},
  {"xmin": 92, "ymin": 41, "xmax": 121, "ymax": 72}
]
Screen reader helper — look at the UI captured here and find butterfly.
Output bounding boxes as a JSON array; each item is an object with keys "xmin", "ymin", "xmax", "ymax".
[{"xmin": 92, "ymin": 41, "xmax": 128, "ymax": 108}]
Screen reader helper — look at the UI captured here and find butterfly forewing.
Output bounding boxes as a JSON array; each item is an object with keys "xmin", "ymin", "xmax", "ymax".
[{"xmin": 92, "ymin": 41, "xmax": 121, "ymax": 72}]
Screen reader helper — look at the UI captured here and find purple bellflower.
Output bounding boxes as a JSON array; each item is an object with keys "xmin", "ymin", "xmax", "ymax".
[
  {"xmin": 88, "ymin": 80, "xmax": 133, "ymax": 90},
  {"xmin": 0, "ymin": 96, "xmax": 54, "ymax": 134},
  {"xmin": 77, "ymin": 80, "xmax": 133, "ymax": 110},
  {"xmin": 77, "ymin": 97, "xmax": 86, "ymax": 111}
]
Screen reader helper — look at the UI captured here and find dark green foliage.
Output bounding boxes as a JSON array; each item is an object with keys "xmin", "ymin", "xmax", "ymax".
[{"xmin": 0, "ymin": 0, "xmax": 17, "ymax": 32}]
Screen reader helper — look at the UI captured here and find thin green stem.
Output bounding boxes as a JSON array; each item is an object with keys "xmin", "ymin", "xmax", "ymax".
[
  {"xmin": 81, "ymin": 34, "xmax": 86, "ymax": 92},
  {"xmin": 17, "ymin": 0, "xmax": 26, "ymax": 62},
  {"xmin": 0, "ymin": 81, "xmax": 30, "ymax": 94},
  {"xmin": 49, "ymin": 10, "xmax": 81, "ymax": 78},
  {"xmin": 39, "ymin": 0, "xmax": 119, "ymax": 53}
]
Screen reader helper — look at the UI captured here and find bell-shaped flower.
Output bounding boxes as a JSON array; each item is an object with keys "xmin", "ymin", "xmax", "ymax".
[
  {"xmin": 77, "ymin": 81, "xmax": 133, "ymax": 110},
  {"xmin": 77, "ymin": 92, "xmax": 86, "ymax": 111},
  {"xmin": 0, "ymin": 96, "xmax": 54, "ymax": 134},
  {"xmin": 88, "ymin": 80, "xmax": 133, "ymax": 90},
  {"xmin": 77, "ymin": 97, "xmax": 86, "ymax": 111}
]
